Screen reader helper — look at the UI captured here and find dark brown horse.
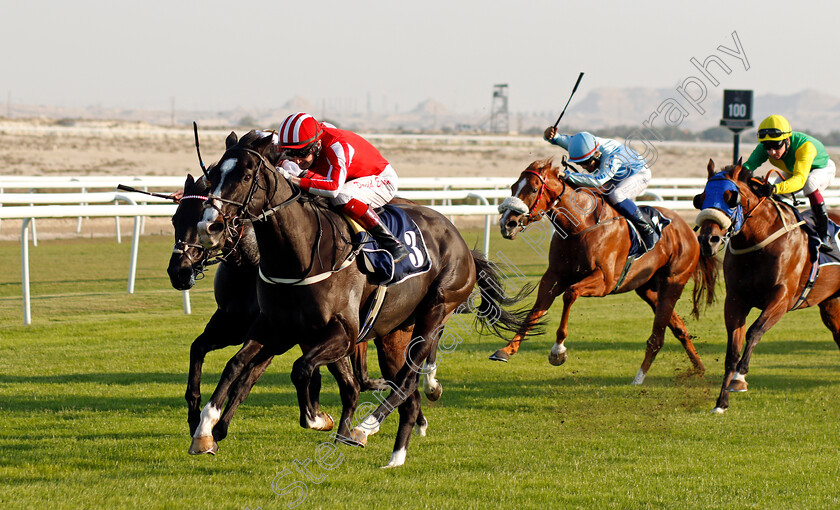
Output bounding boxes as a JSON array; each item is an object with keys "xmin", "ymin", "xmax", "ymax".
[
  {"xmin": 694, "ymin": 159, "xmax": 840, "ymax": 413},
  {"xmin": 492, "ymin": 159, "xmax": 711, "ymax": 383},
  {"xmin": 167, "ymin": 174, "xmax": 385, "ymax": 438},
  {"xmin": 190, "ymin": 131, "xmax": 526, "ymax": 467}
]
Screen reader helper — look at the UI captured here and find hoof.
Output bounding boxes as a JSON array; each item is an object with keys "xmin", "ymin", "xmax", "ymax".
[
  {"xmin": 711, "ymin": 407, "xmax": 727, "ymax": 414},
  {"xmin": 489, "ymin": 350, "xmax": 510, "ymax": 362},
  {"xmin": 726, "ymin": 380, "xmax": 748, "ymax": 393},
  {"xmin": 350, "ymin": 428, "xmax": 369, "ymax": 447},
  {"xmin": 548, "ymin": 350, "xmax": 567, "ymax": 366},
  {"xmin": 188, "ymin": 435, "xmax": 218, "ymax": 455},
  {"xmin": 424, "ymin": 384, "xmax": 443, "ymax": 402},
  {"xmin": 334, "ymin": 431, "xmax": 366, "ymax": 448},
  {"xmin": 313, "ymin": 412, "xmax": 335, "ymax": 431}
]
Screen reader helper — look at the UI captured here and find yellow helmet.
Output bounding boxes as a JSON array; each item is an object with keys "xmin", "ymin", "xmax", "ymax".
[{"xmin": 757, "ymin": 115, "xmax": 792, "ymax": 141}]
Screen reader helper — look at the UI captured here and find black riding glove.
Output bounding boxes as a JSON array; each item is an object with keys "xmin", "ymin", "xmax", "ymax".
[{"xmin": 754, "ymin": 182, "xmax": 775, "ymax": 197}]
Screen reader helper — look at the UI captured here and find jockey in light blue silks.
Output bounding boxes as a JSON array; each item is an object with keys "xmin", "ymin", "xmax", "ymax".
[{"xmin": 544, "ymin": 127, "xmax": 659, "ymax": 251}]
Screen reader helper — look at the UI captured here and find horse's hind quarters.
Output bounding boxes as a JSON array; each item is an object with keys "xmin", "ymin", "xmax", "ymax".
[{"xmin": 188, "ymin": 436, "xmax": 218, "ymax": 455}]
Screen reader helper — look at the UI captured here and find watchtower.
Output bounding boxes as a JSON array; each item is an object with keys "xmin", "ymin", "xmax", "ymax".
[{"xmin": 489, "ymin": 84, "xmax": 509, "ymax": 134}]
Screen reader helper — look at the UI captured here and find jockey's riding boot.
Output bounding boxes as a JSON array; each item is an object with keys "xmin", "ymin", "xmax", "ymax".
[
  {"xmin": 813, "ymin": 202, "xmax": 832, "ymax": 252},
  {"xmin": 355, "ymin": 207, "xmax": 410, "ymax": 263},
  {"xmin": 628, "ymin": 208, "xmax": 660, "ymax": 252},
  {"xmin": 367, "ymin": 222, "xmax": 410, "ymax": 263}
]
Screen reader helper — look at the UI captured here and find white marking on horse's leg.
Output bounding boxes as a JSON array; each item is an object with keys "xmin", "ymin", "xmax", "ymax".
[
  {"xmin": 732, "ymin": 372, "xmax": 746, "ymax": 383},
  {"xmin": 414, "ymin": 416, "xmax": 428, "ymax": 437},
  {"xmin": 550, "ymin": 343, "xmax": 566, "ymax": 357},
  {"xmin": 382, "ymin": 448, "xmax": 407, "ymax": 469},
  {"xmin": 193, "ymin": 402, "xmax": 221, "ymax": 438},
  {"xmin": 421, "ymin": 361, "xmax": 440, "ymax": 396},
  {"xmin": 631, "ymin": 368, "xmax": 646, "ymax": 385},
  {"xmin": 360, "ymin": 414, "xmax": 380, "ymax": 435},
  {"xmin": 711, "ymin": 407, "xmax": 726, "ymax": 414},
  {"xmin": 306, "ymin": 413, "xmax": 327, "ymax": 430}
]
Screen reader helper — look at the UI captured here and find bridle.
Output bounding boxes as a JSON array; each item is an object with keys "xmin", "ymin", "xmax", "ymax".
[
  {"xmin": 204, "ymin": 144, "xmax": 356, "ymax": 286},
  {"xmin": 518, "ymin": 169, "xmax": 566, "ymax": 225},
  {"xmin": 204, "ymin": 147, "xmax": 302, "ymax": 231}
]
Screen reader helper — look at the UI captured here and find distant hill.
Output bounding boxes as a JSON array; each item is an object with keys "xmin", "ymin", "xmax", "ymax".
[{"xmin": 7, "ymin": 88, "xmax": 840, "ymax": 134}]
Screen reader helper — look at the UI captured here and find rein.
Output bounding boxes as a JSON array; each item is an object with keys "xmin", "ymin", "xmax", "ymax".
[
  {"xmin": 522, "ymin": 169, "xmax": 610, "ymax": 236},
  {"xmin": 728, "ymin": 197, "xmax": 805, "ymax": 255},
  {"xmin": 209, "ymin": 145, "xmax": 356, "ymax": 286}
]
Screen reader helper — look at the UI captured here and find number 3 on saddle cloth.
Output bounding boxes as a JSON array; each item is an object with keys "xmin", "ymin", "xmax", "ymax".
[{"xmin": 353, "ymin": 205, "xmax": 432, "ymax": 286}]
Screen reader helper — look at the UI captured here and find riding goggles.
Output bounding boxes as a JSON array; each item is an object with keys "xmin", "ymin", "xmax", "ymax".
[
  {"xmin": 762, "ymin": 139, "xmax": 785, "ymax": 150},
  {"xmin": 282, "ymin": 143, "xmax": 317, "ymax": 159},
  {"xmin": 757, "ymin": 128, "xmax": 790, "ymax": 139}
]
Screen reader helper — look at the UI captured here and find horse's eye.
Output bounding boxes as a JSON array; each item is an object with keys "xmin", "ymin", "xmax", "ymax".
[
  {"xmin": 242, "ymin": 173, "xmax": 251, "ymax": 182},
  {"xmin": 531, "ymin": 187, "xmax": 539, "ymax": 194}
]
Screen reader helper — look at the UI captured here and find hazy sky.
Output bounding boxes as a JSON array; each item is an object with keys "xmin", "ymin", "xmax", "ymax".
[{"xmin": 4, "ymin": 0, "xmax": 839, "ymax": 115}]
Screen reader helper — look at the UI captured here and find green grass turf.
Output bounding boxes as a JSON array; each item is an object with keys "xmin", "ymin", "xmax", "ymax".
[{"xmin": 0, "ymin": 228, "xmax": 839, "ymax": 509}]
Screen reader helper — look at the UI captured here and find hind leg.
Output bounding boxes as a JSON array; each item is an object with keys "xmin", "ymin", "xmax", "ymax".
[
  {"xmin": 352, "ymin": 342, "xmax": 389, "ymax": 392},
  {"xmin": 819, "ymin": 297, "xmax": 840, "ymax": 349},
  {"xmin": 634, "ymin": 283, "xmax": 704, "ymax": 385}
]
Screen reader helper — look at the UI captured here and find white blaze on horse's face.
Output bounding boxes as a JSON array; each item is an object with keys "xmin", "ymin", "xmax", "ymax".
[{"xmin": 201, "ymin": 157, "xmax": 238, "ymax": 225}]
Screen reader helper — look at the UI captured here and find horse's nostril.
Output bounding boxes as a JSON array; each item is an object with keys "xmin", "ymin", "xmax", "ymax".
[
  {"xmin": 506, "ymin": 220, "xmax": 518, "ymax": 229},
  {"xmin": 207, "ymin": 222, "xmax": 224, "ymax": 235},
  {"xmin": 710, "ymin": 236, "xmax": 721, "ymax": 243}
]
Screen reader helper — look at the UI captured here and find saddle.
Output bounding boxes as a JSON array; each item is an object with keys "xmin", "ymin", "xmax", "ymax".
[
  {"xmin": 793, "ymin": 208, "xmax": 840, "ymax": 265},
  {"xmin": 348, "ymin": 205, "xmax": 432, "ymax": 286},
  {"xmin": 625, "ymin": 206, "xmax": 671, "ymax": 259}
]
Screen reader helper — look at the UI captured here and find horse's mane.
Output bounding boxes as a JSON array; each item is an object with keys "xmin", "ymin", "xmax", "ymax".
[
  {"xmin": 530, "ymin": 157, "xmax": 610, "ymax": 197},
  {"xmin": 720, "ymin": 163, "xmax": 755, "ymax": 183}
]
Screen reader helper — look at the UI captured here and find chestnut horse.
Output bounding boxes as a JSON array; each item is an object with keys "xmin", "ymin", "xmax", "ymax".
[
  {"xmin": 694, "ymin": 159, "xmax": 840, "ymax": 413},
  {"xmin": 190, "ymin": 131, "xmax": 527, "ymax": 467},
  {"xmin": 167, "ymin": 173, "xmax": 384, "ymax": 438},
  {"xmin": 493, "ymin": 159, "xmax": 712, "ymax": 384}
]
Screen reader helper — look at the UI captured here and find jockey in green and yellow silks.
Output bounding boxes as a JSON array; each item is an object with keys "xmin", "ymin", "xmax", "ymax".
[{"xmin": 743, "ymin": 114, "xmax": 837, "ymax": 251}]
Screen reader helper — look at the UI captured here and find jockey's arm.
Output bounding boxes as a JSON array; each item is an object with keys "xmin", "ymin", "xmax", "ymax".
[
  {"xmin": 546, "ymin": 132, "xmax": 572, "ymax": 150},
  {"xmin": 563, "ymin": 150, "xmax": 619, "ymax": 188},
  {"xmin": 741, "ymin": 143, "xmax": 768, "ymax": 173},
  {"xmin": 773, "ymin": 141, "xmax": 817, "ymax": 195},
  {"xmin": 299, "ymin": 145, "xmax": 347, "ymax": 198}
]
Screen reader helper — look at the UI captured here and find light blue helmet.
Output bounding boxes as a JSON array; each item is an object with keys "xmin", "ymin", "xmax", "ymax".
[{"xmin": 568, "ymin": 132, "xmax": 599, "ymax": 163}]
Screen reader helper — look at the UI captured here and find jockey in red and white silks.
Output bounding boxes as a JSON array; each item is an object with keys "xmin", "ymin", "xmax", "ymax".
[{"xmin": 262, "ymin": 113, "xmax": 409, "ymax": 262}]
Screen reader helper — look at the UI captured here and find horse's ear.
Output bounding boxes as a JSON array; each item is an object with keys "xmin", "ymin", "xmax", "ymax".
[
  {"xmin": 731, "ymin": 164, "xmax": 742, "ymax": 183},
  {"xmin": 254, "ymin": 132, "xmax": 274, "ymax": 152},
  {"xmin": 707, "ymin": 159, "xmax": 715, "ymax": 179},
  {"xmin": 737, "ymin": 156, "xmax": 743, "ymax": 167},
  {"xmin": 185, "ymin": 174, "xmax": 195, "ymax": 189},
  {"xmin": 225, "ymin": 131, "xmax": 238, "ymax": 149},
  {"xmin": 692, "ymin": 193, "xmax": 705, "ymax": 210}
]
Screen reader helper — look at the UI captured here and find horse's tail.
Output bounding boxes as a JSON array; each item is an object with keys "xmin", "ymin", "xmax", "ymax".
[
  {"xmin": 690, "ymin": 253, "xmax": 720, "ymax": 319},
  {"xmin": 469, "ymin": 250, "xmax": 543, "ymax": 337}
]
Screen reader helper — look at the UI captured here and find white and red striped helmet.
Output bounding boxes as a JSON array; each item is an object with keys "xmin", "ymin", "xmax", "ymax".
[{"xmin": 277, "ymin": 112, "xmax": 323, "ymax": 149}]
